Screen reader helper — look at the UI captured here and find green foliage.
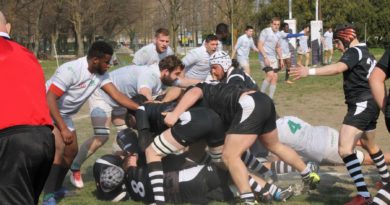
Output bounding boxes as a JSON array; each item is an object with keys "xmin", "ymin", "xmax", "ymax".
[{"xmin": 253, "ymin": 0, "xmax": 390, "ymax": 48}]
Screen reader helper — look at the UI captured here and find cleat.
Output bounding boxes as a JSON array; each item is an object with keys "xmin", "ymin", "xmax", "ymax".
[
  {"xmin": 240, "ymin": 199, "xmax": 259, "ymax": 205},
  {"xmin": 70, "ymin": 170, "xmax": 84, "ymax": 188},
  {"xmin": 274, "ymin": 185, "xmax": 294, "ymax": 202},
  {"xmin": 344, "ymin": 195, "xmax": 372, "ymax": 205},
  {"xmin": 307, "ymin": 161, "xmax": 320, "ymax": 173},
  {"xmin": 285, "ymin": 80, "xmax": 295, "ymax": 84},
  {"xmin": 302, "ymin": 172, "xmax": 320, "ymax": 193},
  {"xmin": 42, "ymin": 196, "xmax": 56, "ymax": 205},
  {"xmin": 258, "ymin": 192, "xmax": 273, "ymax": 203}
]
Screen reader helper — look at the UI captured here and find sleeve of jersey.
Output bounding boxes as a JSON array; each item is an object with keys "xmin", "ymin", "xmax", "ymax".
[
  {"xmin": 182, "ymin": 51, "xmax": 197, "ymax": 69},
  {"xmin": 132, "ymin": 48, "xmax": 147, "ymax": 65},
  {"xmin": 250, "ymin": 38, "xmax": 256, "ymax": 49},
  {"xmin": 376, "ymin": 49, "xmax": 390, "ymax": 75},
  {"xmin": 137, "ymin": 71, "xmax": 157, "ymax": 91},
  {"xmin": 259, "ymin": 30, "xmax": 267, "ymax": 42},
  {"xmin": 234, "ymin": 37, "xmax": 242, "ymax": 49},
  {"xmin": 100, "ymin": 73, "xmax": 112, "ymax": 88},
  {"xmin": 50, "ymin": 65, "xmax": 75, "ymax": 93},
  {"xmin": 339, "ymin": 48, "xmax": 360, "ymax": 69}
]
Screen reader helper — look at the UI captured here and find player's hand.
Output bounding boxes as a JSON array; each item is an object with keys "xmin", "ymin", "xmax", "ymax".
[
  {"xmin": 289, "ymin": 65, "xmax": 309, "ymax": 80},
  {"xmin": 264, "ymin": 57, "xmax": 271, "ymax": 67},
  {"xmin": 280, "ymin": 60, "xmax": 285, "ymax": 70},
  {"xmin": 163, "ymin": 112, "xmax": 179, "ymax": 127},
  {"xmin": 60, "ymin": 128, "xmax": 75, "ymax": 145}
]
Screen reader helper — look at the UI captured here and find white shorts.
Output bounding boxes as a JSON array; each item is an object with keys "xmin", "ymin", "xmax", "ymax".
[
  {"xmin": 279, "ymin": 53, "xmax": 291, "ymax": 60},
  {"xmin": 324, "ymin": 45, "xmax": 333, "ymax": 51},
  {"xmin": 259, "ymin": 58, "xmax": 279, "ymax": 70},
  {"xmin": 89, "ymin": 91, "xmax": 127, "ymax": 118},
  {"xmin": 297, "ymin": 47, "xmax": 310, "ymax": 55},
  {"xmin": 322, "ymin": 127, "xmax": 343, "ymax": 164},
  {"xmin": 54, "ymin": 115, "xmax": 75, "ymax": 131},
  {"xmin": 237, "ymin": 56, "xmax": 250, "ymax": 68}
]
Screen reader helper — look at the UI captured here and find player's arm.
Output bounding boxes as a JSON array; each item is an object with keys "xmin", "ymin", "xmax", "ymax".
[
  {"xmin": 160, "ymin": 87, "xmax": 183, "ymax": 102},
  {"xmin": 289, "ymin": 62, "xmax": 348, "ymax": 80},
  {"xmin": 231, "ymin": 38, "xmax": 240, "ymax": 59},
  {"xmin": 101, "ymin": 82, "xmax": 140, "ymax": 110},
  {"xmin": 138, "ymin": 87, "xmax": 153, "ymax": 101},
  {"xmin": 250, "ymin": 38, "xmax": 259, "ymax": 53},
  {"xmin": 164, "ymin": 86, "xmax": 203, "ymax": 127},
  {"xmin": 276, "ymin": 41, "xmax": 284, "ymax": 68},
  {"xmin": 47, "ymin": 85, "xmax": 75, "ymax": 144},
  {"xmin": 174, "ymin": 77, "xmax": 201, "ymax": 88},
  {"xmin": 369, "ymin": 67, "xmax": 387, "ymax": 111}
]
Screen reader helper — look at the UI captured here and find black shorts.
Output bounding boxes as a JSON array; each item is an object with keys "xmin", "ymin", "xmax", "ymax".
[
  {"xmin": 171, "ymin": 107, "xmax": 225, "ymax": 147},
  {"xmin": 343, "ymin": 98, "xmax": 380, "ymax": 131},
  {"xmin": 178, "ymin": 165, "xmax": 233, "ymax": 204},
  {"xmin": 262, "ymin": 66, "xmax": 281, "ymax": 73},
  {"xmin": 227, "ymin": 91, "xmax": 276, "ymax": 135}
]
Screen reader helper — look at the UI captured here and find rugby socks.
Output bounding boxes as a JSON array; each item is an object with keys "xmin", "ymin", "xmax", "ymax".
[
  {"xmin": 263, "ymin": 183, "xmax": 281, "ymax": 198},
  {"xmin": 285, "ymin": 69, "xmax": 290, "ymax": 81},
  {"xmin": 300, "ymin": 164, "xmax": 312, "ymax": 180},
  {"xmin": 372, "ymin": 183, "xmax": 390, "ymax": 205},
  {"xmin": 249, "ymin": 175, "xmax": 263, "ymax": 193},
  {"xmin": 56, "ymin": 166, "xmax": 69, "ymax": 191},
  {"xmin": 269, "ymin": 85, "xmax": 276, "ymax": 99},
  {"xmin": 241, "ymin": 150, "xmax": 270, "ymax": 175},
  {"xmin": 148, "ymin": 161, "xmax": 165, "ymax": 204},
  {"xmin": 370, "ymin": 150, "xmax": 390, "ymax": 184},
  {"xmin": 71, "ymin": 143, "xmax": 93, "ymax": 171},
  {"xmin": 271, "ymin": 161, "xmax": 297, "ymax": 174},
  {"xmin": 240, "ymin": 192, "xmax": 255, "ymax": 202},
  {"xmin": 43, "ymin": 164, "xmax": 62, "ymax": 198},
  {"xmin": 261, "ymin": 80, "xmax": 270, "ymax": 93},
  {"xmin": 343, "ymin": 153, "xmax": 371, "ymax": 198}
]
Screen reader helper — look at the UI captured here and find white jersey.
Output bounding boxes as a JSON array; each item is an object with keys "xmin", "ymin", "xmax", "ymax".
[
  {"xmin": 235, "ymin": 34, "xmax": 256, "ymax": 59},
  {"xmin": 132, "ymin": 43, "xmax": 174, "ymax": 66},
  {"xmin": 182, "ymin": 45, "xmax": 212, "ymax": 81},
  {"xmin": 323, "ymin": 31, "xmax": 333, "ymax": 50},
  {"xmin": 46, "ymin": 56, "xmax": 111, "ymax": 116},
  {"xmin": 298, "ymin": 31, "xmax": 309, "ymax": 53},
  {"xmin": 276, "ymin": 116, "xmax": 329, "ymax": 162},
  {"xmin": 278, "ymin": 31, "xmax": 291, "ymax": 56},
  {"xmin": 258, "ymin": 27, "xmax": 280, "ymax": 60},
  {"xmin": 98, "ymin": 64, "xmax": 163, "ymax": 107}
]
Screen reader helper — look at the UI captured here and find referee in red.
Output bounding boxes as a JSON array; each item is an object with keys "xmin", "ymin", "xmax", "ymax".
[{"xmin": 0, "ymin": 11, "xmax": 55, "ymax": 205}]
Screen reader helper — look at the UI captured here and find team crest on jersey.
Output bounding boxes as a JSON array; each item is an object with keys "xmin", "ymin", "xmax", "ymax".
[{"xmin": 78, "ymin": 82, "xmax": 87, "ymax": 88}]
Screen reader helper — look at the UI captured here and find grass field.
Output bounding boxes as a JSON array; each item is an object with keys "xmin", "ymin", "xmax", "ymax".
[{"xmin": 40, "ymin": 48, "xmax": 389, "ymax": 204}]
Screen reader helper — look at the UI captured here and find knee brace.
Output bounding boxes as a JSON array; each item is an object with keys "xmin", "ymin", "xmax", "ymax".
[
  {"xmin": 94, "ymin": 126, "xmax": 110, "ymax": 136},
  {"xmin": 115, "ymin": 124, "xmax": 127, "ymax": 133},
  {"xmin": 151, "ymin": 133, "xmax": 182, "ymax": 157}
]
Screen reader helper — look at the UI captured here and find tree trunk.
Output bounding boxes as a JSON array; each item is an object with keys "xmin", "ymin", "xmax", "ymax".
[
  {"xmin": 33, "ymin": 0, "xmax": 45, "ymax": 57},
  {"xmin": 73, "ymin": 13, "xmax": 84, "ymax": 57},
  {"xmin": 50, "ymin": 29, "xmax": 59, "ymax": 57}
]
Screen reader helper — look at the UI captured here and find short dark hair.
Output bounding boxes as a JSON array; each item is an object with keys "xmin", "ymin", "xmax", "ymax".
[
  {"xmin": 87, "ymin": 41, "xmax": 113, "ymax": 60},
  {"xmin": 216, "ymin": 23, "xmax": 229, "ymax": 35},
  {"xmin": 245, "ymin": 25, "xmax": 254, "ymax": 31},
  {"xmin": 155, "ymin": 28, "xmax": 170, "ymax": 37},
  {"xmin": 159, "ymin": 55, "xmax": 184, "ymax": 72},
  {"xmin": 281, "ymin": 23, "xmax": 289, "ymax": 29},
  {"xmin": 271, "ymin": 17, "xmax": 281, "ymax": 23},
  {"xmin": 205, "ymin": 34, "xmax": 218, "ymax": 43}
]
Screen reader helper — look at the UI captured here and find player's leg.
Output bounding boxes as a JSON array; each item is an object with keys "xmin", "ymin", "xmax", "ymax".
[
  {"xmin": 249, "ymin": 173, "xmax": 294, "ymax": 202},
  {"xmin": 297, "ymin": 53, "xmax": 303, "ymax": 66},
  {"xmin": 305, "ymin": 51, "xmax": 310, "ymax": 67},
  {"xmin": 372, "ymin": 183, "xmax": 390, "ymax": 205},
  {"xmin": 284, "ymin": 58, "xmax": 294, "ymax": 84},
  {"xmin": 260, "ymin": 66, "xmax": 272, "ymax": 94},
  {"xmin": 43, "ymin": 118, "xmax": 75, "ymax": 204},
  {"xmin": 258, "ymin": 129, "xmax": 320, "ymax": 192},
  {"xmin": 145, "ymin": 129, "xmax": 186, "ymax": 204},
  {"xmin": 269, "ymin": 70, "xmax": 278, "ymax": 99},
  {"xmin": 223, "ymin": 134, "xmax": 258, "ymax": 203},
  {"xmin": 70, "ymin": 97, "xmax": 113, "ymax": 188},
  {"xmin": 111, "ymin": 107, "xmax": 128, "ymax": 154},
  {"xmin": 324, "ymin": 49, "xmax": 329, "ymax": 65},
  {"xmin": 338, "ymin": 124, "xmax": 371, "ymax": 203},
  {"xmin": 360, "ymin": 130, "xmax": 390, "ymax": 186},
  {"xmin": 329, "ymin": 48, "xmax": 334, "ymax": 64},
  {"xmin": 238, "ymin": 56, "xmax": 251, "ymax": 75}
]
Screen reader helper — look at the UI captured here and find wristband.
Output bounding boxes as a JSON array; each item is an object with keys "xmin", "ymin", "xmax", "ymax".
[{"xmin": 308, "ymin": 68, "xmax": 316, "ymax": 76}]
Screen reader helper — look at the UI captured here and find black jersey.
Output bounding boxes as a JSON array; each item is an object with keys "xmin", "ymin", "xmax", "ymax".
[
  {"xmin": 125, "ymin": 163, "xmax": 233, "ymax": 204},
  {"xmin": 138, "ymin": 102, "xmax": 176, "ymax": 133},
  {"xmin": 376, "ymin": 49, "xmax": 390, "ymax": 78},
  {"xmin": 225, "ymin": 67, "xmax": 259, "ymax": 91},
  {"xmin": 196, "ymin": 82, "xmax": 246, "ymax": 128},
  {"xmin": 339, "ymin": 43, "xmax": 376, "ymax": 103}
]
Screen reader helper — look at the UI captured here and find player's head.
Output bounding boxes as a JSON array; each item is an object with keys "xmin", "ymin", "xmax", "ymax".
[
  {"xmin": 0, "ymin": 11, "xmax": 11, "ymax": 34},
  {"xmin": 333, "ymin": 23, "xmax": 357, "ymax": 51},
  {"xmin": 117, "ymin": 128, "xmax": 139, "ymax": 155},
  {"xmin": 270, "ymin": 17, "xmax": 281, "ymax": 32},
  {"xmin": 302, "ymin": 24, "xmax": 310, "ymax": 34},
  {"xmin": 159, "ymin": 55, "xmax": 184, "ymax": 86},
  {"xmin": 210, "ymin": 51, "xmax": 232, "ymax": 80},
  {"xmin": 100, "ymin": 166, "xmax": 125, "ymax": 192},
  {"xmin": 87, "ymin": 41, "xmax": 114, "ymax": 75},
  {"xmin": 216, "ymin": 23, "xmax": 229, "ymax": 41},
  {"xmin": 204, "ymin": 34, "xmax": 219, "ymax": 54},
  {"xmin": 154, "ymin": 28, "xmax": 170, "ymax": 54},
  {"xmin": 245, "ymin": 25, "xmax": 254, "ymax": 37},
  {"xmin": 282, "ymin": 22, "xmax": 289, "ymax": 32}
]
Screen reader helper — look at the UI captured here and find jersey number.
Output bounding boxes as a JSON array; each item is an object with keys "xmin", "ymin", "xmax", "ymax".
[
  {"xmin": 131, "ymin": 180, "xmax": 145, "ymax": 197},
  {"xmin": 287, "ymin": 120, "xmax": 302, "ymax": 134}
]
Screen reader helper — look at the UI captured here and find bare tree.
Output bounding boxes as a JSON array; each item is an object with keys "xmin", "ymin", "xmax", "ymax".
[
  {"xmin": 64, "ymin": 0, "xmax": 84, "ymax": 57},
  {"xmin": 158, "ymin": 0, "xmax": 183, "ymax": 52}
]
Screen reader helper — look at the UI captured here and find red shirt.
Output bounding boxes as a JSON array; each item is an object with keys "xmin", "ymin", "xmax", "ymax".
[{"xmin": 0, "ymin": 37, "xmax": 53, "ymax": 130}]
